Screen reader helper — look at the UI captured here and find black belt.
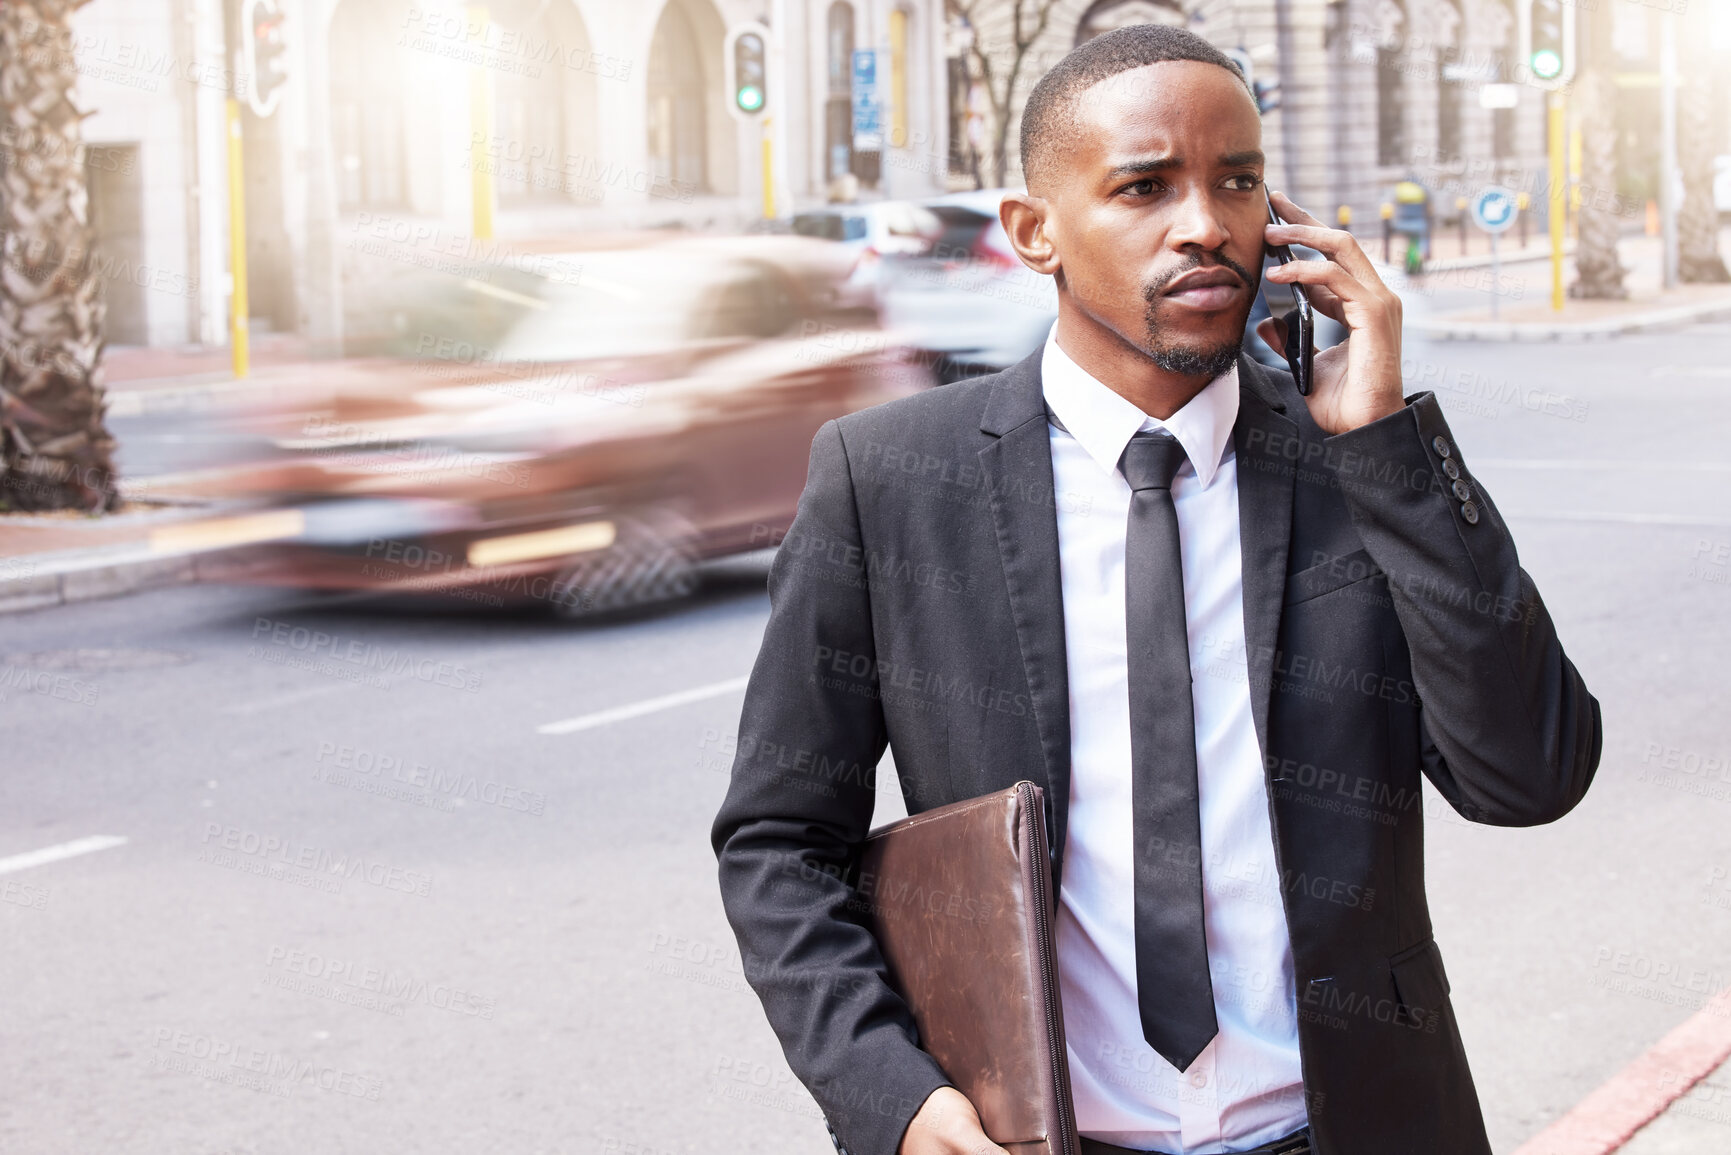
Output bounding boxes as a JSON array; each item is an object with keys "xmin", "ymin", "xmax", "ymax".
[{"xmin": 1079, "ymin": 1128, "xmax": 1310, "ymax": 1155}]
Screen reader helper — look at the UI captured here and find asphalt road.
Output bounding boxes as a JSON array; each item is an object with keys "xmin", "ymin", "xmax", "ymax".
[{"xmin": 4, "ymin": 324, "xmax": 1731, "ymax": 1154}]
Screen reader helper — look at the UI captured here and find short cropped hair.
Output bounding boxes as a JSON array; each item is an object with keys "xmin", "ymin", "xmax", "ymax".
[{"xmin": 1019, "ymin": 24, "xmax": 1255, "ymax": 191}]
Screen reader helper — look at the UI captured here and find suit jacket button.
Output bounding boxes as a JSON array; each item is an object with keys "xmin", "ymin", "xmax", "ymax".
[
  {"xmin": 1442, "ymin": 458, "xmax": 1461, "ymax": 480},
  {"xmin": 1432, "ymin": 435, "xmax": 1452, "ymax": 458},
  {"xmin": 1461, "ymin": 500, "xmax": 1480, "ymax": 524},
  {"xmin": 1452, "ymin": 478, "xmax": 1473, "ymax": 501}
]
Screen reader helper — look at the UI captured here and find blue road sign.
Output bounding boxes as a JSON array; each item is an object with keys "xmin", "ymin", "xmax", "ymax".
[
  {"xmin": 1472, "ymin": 186, "xmax": 1518, "ymax": 234},
  {"xmin": 852, "ymin": 49, "xmax": 881, "ymax": 150}
]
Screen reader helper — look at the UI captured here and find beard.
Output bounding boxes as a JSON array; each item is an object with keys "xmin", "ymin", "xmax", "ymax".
[{"xmin": 1139, "ymin": 250, "xmax": 1260, "ymax": 379}]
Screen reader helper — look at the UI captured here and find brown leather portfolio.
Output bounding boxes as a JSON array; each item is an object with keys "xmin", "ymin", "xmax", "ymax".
[{"xmin": 853, "ymin": 781, "xmax": 1080, "ymax": 1155}]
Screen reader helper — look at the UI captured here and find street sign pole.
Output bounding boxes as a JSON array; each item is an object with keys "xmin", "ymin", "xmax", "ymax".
[
  {"xmin": 1490, "ymin": 230, "xmax": 1500, "ymax": 321},
  {"xmin": 1471, "ymin": 186, "xmax": 1518, "ymax": 322},
  {"xmin": 1658, "ymin": 12, "xmax": 1679, "ymax": 288},
  {"xmin": 1548, "ymin": 91, "xmax": 1566, "ymax": 311}
]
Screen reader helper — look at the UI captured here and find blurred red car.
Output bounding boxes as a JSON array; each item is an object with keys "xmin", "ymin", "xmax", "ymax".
[{"xmin": 195, "ymin": 233, "xmax": 932, "ymax": 616}]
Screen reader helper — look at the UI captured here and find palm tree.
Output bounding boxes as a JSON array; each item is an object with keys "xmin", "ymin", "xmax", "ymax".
[
  {"xmin": 0, "ymin": 0, "xmax": 118, "ymax": 512},
  {"xmin": 1570, "ymin": 0, "xmax": 1627, "ymax": 299},
  {"xmin": 1677, "ymin": 3, "xmax": 1728, "ymax": 283}
]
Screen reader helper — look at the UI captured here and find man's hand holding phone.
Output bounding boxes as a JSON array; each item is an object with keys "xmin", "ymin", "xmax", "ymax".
[
  {"xmin": 1258, "ymin": 189, "xmax": 1407, "ymax": 435},
  {"xmin": 899, "ymin": 1086, "xmax": 1012, "ymax": 1155}
]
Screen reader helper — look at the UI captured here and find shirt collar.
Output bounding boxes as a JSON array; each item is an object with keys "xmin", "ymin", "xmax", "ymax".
[{"xmin": 1039, "ymin": 331, "xmax": 1240, "ymax": 489}]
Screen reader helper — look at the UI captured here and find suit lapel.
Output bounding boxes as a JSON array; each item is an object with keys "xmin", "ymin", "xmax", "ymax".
[
  {"xmin": 1232, "ymin": 355, "xmax": 1299, "ymax": 762},
  {"xmin": 972, "ymin": 351, "xmax": 1300, "ymax": 879},
  {"xmin": 977, "ymin": 350, "xmax": 1074, "ymax": 880}
]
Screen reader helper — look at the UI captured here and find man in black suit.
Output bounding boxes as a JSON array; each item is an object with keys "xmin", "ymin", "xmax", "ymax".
[{"xmin": 712, "ymin": 25, "xmax": 1599, "ymax": 1155}]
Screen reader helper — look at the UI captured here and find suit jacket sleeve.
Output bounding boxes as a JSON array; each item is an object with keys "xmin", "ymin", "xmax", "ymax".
[
  {"xmin": 1323, "ymin": 391, "xmax": 1602, "ymax": 825},
  {"xmin": 711, "ymin": 418, "xmax": 953, "ymax": 1155}
]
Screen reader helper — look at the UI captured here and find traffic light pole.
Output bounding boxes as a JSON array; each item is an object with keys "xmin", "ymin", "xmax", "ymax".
[
  {"xmin": 223, "ymin": 0, "xmax": 249, "ymax": 378},
  {"xmin": 469, "ymin": 5, "xmax": 496, "ymax": 241},
  {"xmin": 761, "ymin": 118, "xmax": 776, "ymax": 219},
  {"xmin": 226, "ymin": 97, "xmax": 250, "ymax": 378}
]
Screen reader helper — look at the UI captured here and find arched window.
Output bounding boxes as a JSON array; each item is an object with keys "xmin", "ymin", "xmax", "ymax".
[
  {"xmin": 1435, "ymin": 0, "xmax": 1464, "ymax": 164},
  {"xmin": 825, "ymin": 2, "xmax": 856, "ymax": 182},
  {"xmin": 487, "ymin": 0, "xmax": 590, "ymax": 204},
  {"xmin": 330, "ymin": 0, "xmax": 411, "ymax": 209},
  {"xmin": 1375, "ymin": 0, "xmax": 1408, "ymax": 166},
  {"xmin": 1485, "ymin": 0, "xmax": 1517, "ymax": 159},
  {"xmin": 1075, "ymin": 0, "xmax": 1187, "ymax": 45},
  {"xmin": 648, "ymin": 0, "xmax": 710, "ymax": 191}
]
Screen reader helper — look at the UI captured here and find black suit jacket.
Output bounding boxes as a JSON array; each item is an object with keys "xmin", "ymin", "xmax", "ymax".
[{"xmin": 711, "ymin": 349, "xmax": 1601, "ymax": 1155}]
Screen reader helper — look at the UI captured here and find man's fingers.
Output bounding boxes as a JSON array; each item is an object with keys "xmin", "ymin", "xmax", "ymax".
[
  {"xmin": 1266, "ymin": 257, "xmax": 1374, "ymax": 306},
  {"xmin": 1268, "ymin": 188, "xmax": 1323, "ymax": 227},
  {"xmin": 1256, "ymin": 315, "xmax": 1287, "ymax": 356},
  {"xmin": 1266, "ymin": 223, "xmax": 1383, "ymax": 286}
]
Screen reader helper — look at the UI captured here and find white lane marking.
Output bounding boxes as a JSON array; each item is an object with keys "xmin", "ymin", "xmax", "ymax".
[
  {"xmin": 1505, "ymin": 510, "xmax": 1731, "ymax": 529},
  {"xmin": 1476, "ymin": 458, "xmax": 1731, "ymax": 473},
  {"xmin": 222, "ymin": 679, "xmax": 354, "ymax": 716},
  {"xmin": 537, "ymin": 675, "xmax": 750, "ymax": 736},
  {"xmin": 0, "ymin": 835, "xmax": 128, "ymax": 876}
]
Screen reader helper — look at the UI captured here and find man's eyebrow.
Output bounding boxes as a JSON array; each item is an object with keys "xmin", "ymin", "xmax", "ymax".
[
  {"xmin": 1103, "ymin": 149, "xmax": 1265, "ymax": 181},
  {"xmin": 1104, "ymin": 155, "xmax": 1181, "ymax": 181}
]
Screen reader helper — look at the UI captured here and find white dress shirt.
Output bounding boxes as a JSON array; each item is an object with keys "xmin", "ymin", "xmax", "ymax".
[{"xmin": 1042, "ymin": 334, "xmax": 1308, "ymax": 1153}]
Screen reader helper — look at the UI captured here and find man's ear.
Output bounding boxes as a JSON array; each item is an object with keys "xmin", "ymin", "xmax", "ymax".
[{"xmin": 999, "ymin": 192, "xmax": 1060, "ymax": 276}]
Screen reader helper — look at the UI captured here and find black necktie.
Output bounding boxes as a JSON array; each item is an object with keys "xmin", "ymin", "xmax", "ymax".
[{"xmin": 1121, "ymin": 430, "xmax": 1217, "ymax": 1072}]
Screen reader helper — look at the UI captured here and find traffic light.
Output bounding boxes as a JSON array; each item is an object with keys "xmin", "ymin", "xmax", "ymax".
[
  {"xmin": 243, "ymin": 0, "xmax": 288, "ymax": 117},
  {"xmin": 733, "ymin": 31, "xmax": 767, "ymax": 115},
  {"xmin": 1519, "ymin": 0, "xmax": 1575, "ymax": 90}
]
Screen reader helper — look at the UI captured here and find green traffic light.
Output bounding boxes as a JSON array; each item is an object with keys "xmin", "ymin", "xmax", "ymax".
[
  {"xmin": 737, "ymin": 85, "xmax": 764, "ymax": 112},
  {"xmin": 1530, "ymin": 48, "xmax": 1562, "ymax": 80}
]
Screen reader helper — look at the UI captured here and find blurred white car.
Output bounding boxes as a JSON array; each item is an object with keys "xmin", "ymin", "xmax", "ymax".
[
  {"xmin": 791, "ymin": 201, "xmax": 944, "ymax": 293},
  {"xmin": 879, "ymin": 189, "xmax": 1059, "ymax": 381},
  {"xmin": 1715, "ymin": 156, "xmax": 1731, "ymax": 218}
]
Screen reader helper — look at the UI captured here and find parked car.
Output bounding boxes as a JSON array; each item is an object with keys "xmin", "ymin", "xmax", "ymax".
[
  {"xmin": 194, "ymin": 235, "xmax": 933, "ymax": 617},
  {"xmin": 882, "ymin": 189, "xmax": 1059, "ymax": 382},
  {"xmin": 790, "ymin": 201, "xmax": 944, "ymax": 294},
  {"xmin": 1715, "ymin": 155, "xmax": 1731, "ymax": 220}
]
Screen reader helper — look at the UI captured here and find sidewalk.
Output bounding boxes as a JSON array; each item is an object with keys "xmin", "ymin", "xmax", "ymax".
[
  {"xmin": 0, "ymin": 333, "xmax": 326, "ymax": 613},
  {"xmin": 0, "ymin": 499, "xmax": 287, "ymax": 614},
  {"xmin": 1511, "ymin": 986, "xmax": 1731, "ymax": 1155},
  {"xmin": 1617, "ymin": 1052, "xmax": 1731, "ymax": 1154},
  {"xmin": 100, "ymin": 331, "xmax": 335, "ymax": 418},
  {"xmin": 1394, "ymin": 228, "xmax": 1731, "ymax": 342}
]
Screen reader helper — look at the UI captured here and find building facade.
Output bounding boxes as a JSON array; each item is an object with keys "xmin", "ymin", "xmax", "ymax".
[
  {"xmin": 945, "ymin": 0, "xmax": 1557, "ymax": 236},
  {"xmin": 68, "ymin": 0, "xmax": 953, "ymax": 350}
]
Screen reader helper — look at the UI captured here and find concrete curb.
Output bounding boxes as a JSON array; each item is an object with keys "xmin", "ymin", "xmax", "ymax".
[
  {"xmin": 0, "ymin": 545, "xmax": 203, "ymax": 615},
  {"xmin": 1373, "ymin": 240, "xmax": 1572, "ymax": 276},
  {"xmin": 1410, "ymin": 298, "xmax": 1731, "ymax": 342}
]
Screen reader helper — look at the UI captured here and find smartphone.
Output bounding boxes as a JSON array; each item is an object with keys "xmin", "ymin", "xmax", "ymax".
[{"xmin": 1263, "ymin": 190, "xmax": 1316, "ymax": 396}]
